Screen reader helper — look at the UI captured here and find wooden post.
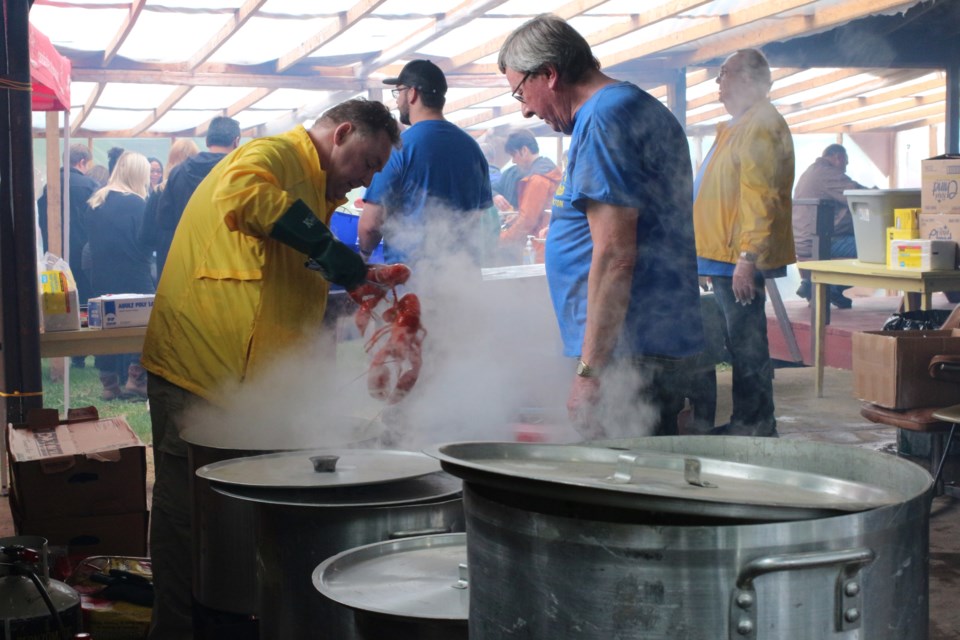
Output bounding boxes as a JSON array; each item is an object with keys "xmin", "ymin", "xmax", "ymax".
[{"xmin": 45, "ymin": 111, "xmax": 61, "ymax": 256}]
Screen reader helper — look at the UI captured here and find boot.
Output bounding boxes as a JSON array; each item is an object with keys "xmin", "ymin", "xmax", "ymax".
[
  {"xmin": 100, "ymin": 372, "xmax": 122, "ymax": 401},
  {"xmin": 121, "ymin": 363, "xmax": 148, "ymax": 400}
]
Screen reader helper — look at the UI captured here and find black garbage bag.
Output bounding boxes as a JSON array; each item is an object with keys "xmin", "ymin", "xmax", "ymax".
[{"xmin": 881, "ymin": 309, "xmax": 953, "ymax": 331}]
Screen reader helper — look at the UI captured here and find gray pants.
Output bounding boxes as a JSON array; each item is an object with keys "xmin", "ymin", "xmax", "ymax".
[{"xmin": 147, "ymin": 373, "xmax": 205, "ymax": 640}]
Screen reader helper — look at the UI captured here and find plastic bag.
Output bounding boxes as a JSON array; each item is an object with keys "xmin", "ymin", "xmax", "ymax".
[{"xmin": 881, "ymin": 309, "xmax": 953, "ymax": 331}]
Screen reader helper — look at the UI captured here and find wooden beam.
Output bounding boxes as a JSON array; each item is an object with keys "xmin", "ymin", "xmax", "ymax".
[
  {"xmin": 799, "ymin": 102, "xmax": 944, "ymax": 134},
  {"xmin": 601, "ymin": 0, "xmax": 818, "ymax": 69},
  {"xmin": 676, "ymin": 0, "xmax": 920, "ymax": 67},
  {"xmin": 71, "ymin": 67, "xmax": 362, "ymax": 90},
  {"xmin": 123, "ymin": 85, "xmax": 193, "ymax": 138},
  {"xmin": 686, "ymin": 67, "xmax": 803, "ymax": 111},
  {"xmin": 45, "ymin": 112, "xmax": 62, "ymax": 258},
  {"xmin": 276, "ymin": 0, "xmax": 386, "ymax": 73},
  {"xmin": 225, "ymin": 87, "xmax": 275, "ymax": 117},
  {"xmin": 187, "ymin": 0, "xmax": 268, "ymax": 70},
  {"xmin": 785, "ymin": 81, "xmax": 945, "ymax": 126},
  {"xmin": 103, "ymin": 0, "xmax": 147, "ymax": 66},
  {"xmin": 70, "ymin": 83, "xmax": 104, "ymax": 136},
  {"xmin": 363, "ymin": 0, "xmax": 510, "ymax": 75}
]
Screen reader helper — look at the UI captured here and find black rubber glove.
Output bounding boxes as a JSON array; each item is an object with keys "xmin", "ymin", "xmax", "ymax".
[{"xmin": 269, "ymin": 199, "xmax": 367, "ymax": 290}]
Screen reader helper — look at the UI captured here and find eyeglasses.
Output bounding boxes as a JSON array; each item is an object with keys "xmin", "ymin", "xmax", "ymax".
[
  {"xmin": 391, "ymin": 87, "xmax": 410, "ymax": 99},
  {"xmin": 511, "ymin": 72, "xmax": 533, "ymax": 103}
]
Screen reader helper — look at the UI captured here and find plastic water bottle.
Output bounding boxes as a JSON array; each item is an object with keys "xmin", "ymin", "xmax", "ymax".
[{"xmin": 523, "ymin": 236, "xmax": 536, "ymax": 265}]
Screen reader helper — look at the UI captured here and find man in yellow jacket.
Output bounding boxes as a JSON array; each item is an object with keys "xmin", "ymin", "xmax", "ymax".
[
  {"xmin": 692, "ymin": 49, "xmax": 795, "ymax": 438},
  {"xmin": 141, "ymin": 99, "xmax": 401, "ymax": 639}
]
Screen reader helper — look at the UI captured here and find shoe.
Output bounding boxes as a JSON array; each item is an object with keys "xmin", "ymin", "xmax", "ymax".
[
  {"xmin": 100, "ymin": 373, "xmax": 122, "ymax": 401},
  {"xmin": 121, "ymin": 363, "xmax": 148, "ymax": 400},
  {"xmin": 795, "ymin": 281, "xmax": 811, "ymax": 301},
  {"xmin": 829, "ymin": 289, "xmax": 852, "ymax": 309},
  {"xmin": 708, "ymin": 423, "xmax": 731, "ymax": 436}
]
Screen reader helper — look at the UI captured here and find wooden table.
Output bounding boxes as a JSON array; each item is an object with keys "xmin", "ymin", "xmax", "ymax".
[
  {"xmin": 40, "ymin": 326, "xmax": 147, "ymax": 358},
  {"xmin": 802, "ymin": 259, "xmax": 960, "ymax": 397}
]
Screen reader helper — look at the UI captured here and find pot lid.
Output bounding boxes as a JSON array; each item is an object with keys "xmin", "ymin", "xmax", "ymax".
[
  {"xmin": 197, "ymin": 449, "xmax": 441, "ymax": 489},
  {"xmin": 313, "ymin": 533, "xmax": 468, "ymax": 621},
  {"xmin": 426, "ymin": 442, "xmax": 903, "ymax": 521},
  {"xmin": 213, "ymin": 471, "xmax": 462, "ymax": 508}
]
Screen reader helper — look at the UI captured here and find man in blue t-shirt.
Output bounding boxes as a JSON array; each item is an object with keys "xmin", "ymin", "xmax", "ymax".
[
  {"xmin": 498, "ymin": 15, "xmax": 706, "ymax": 439},
  {"xmin": 358, "ymin": 60, "xmax": 492, "ymax": 265}
]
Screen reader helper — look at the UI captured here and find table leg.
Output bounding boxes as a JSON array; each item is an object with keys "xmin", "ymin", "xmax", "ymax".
[{"xmin": 814, "ymin": 282, "xmax": 828, "ymax": 397}]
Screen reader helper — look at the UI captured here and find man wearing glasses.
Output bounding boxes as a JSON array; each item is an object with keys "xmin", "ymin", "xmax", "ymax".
[
  {"xmin": 498, "ymin": 15, "xmax": 706, "ymax": 439},
  {"xmin": 358, "ymin": 60, "xmax": 492, "ymax": 267}
]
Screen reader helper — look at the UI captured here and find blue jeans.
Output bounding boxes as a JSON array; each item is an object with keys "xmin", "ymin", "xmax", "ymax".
[{"xmin": 709, "ymin": 274, "xmax": 777, "ymax": 436}]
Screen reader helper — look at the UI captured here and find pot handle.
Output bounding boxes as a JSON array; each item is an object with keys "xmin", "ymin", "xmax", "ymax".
[
  {"xmin": 729, "ymin": 547, "xmax": 875, "ymax": 640},
  {"xmin": 387, "ymin": 527, "xmax": 454, "ymax": 540}
]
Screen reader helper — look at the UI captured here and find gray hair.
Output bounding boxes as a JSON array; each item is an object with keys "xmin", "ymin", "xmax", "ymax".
[
  {"xmin": 732, "ymin": 49, "xmax": 772, "ymax": 92},
  {"xmin": 498, "ymin": 14, "xmax": 599, "ymax": 82}
]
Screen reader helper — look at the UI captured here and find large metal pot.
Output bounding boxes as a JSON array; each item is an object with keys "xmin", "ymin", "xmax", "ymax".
[
  {"xmin": 182, "ymin": 416, "xmax": 381, "ymax": 617},
  {"xmin": 313, "ymin": 532, "xmax": 469, "ymax": 640},
  {"xmin": 201, "ymin": 448, "xmax": 464, "ymax": 639},
  {"xmin": 430, "ymin": 437, "xmax": 934, "ymax": 640}
]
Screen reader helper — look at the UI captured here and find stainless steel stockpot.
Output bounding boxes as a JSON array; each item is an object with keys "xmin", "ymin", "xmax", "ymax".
[
  {"xmin": 202, "ymin": 448, "xmax": 464, "ymax": 640},
  {"xmin": 183, "ymin": 417, "xmax": 381, "ymax": 616},
  {"xmin": 430, "ymin": 436, "xmax": 934, "ymax": 640}
]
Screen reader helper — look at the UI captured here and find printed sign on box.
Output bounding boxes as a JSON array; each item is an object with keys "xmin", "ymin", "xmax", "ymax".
[
  {"xmin": 922, "ymin": 155, "xmax": 960, "ymax": 215},
  {"xmin": 87, "ymin": 294, "xmax": 154, "ymax": 329}
]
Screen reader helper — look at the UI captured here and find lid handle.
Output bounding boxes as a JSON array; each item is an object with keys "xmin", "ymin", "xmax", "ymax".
[
  {"xmin": 311, "ymin": 455, "xmax": 340, "ymax": 473},
  {"xmin": 684, "ymin": 458, "xmax": 717, "ymax": 488},
  {"xmin": 452, "ymin": 563, "xmax": 468, "ymax": 590},
  {"xmin": 608, "ymin": 452, "xmax": 717, "ymax": 489}
]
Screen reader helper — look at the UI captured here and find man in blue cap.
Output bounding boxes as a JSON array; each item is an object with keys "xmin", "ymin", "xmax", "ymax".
[{"xmin": 358, "ymin": 60, "xmax": 492, "ymax": 266}]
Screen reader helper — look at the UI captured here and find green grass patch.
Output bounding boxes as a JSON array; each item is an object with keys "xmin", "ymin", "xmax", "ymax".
[{"xmin": 40, "ymin": 357, "xmax": 153, "ymax": 444}]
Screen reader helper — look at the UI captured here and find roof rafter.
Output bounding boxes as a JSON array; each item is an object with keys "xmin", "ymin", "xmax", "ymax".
[
  {"xmin": 187, "ymin": 0, "xmax": 269, "ymax": 70},
  {"xmin": 276, "ymin": 0, "xmax": 387, "ymax": 72},
  {"xmin": 103, "ymin": 0, "xmax": 146, "ymax": 66},
  {"xmin": 123, "ymin": 85, "xmax": 193, "ymax": 137}
]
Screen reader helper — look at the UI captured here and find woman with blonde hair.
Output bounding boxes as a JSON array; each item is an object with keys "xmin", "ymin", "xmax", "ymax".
[
  {"xmin": 139, "ymin": 139, "xmax": 200, "ymax": 282},
  {"xmin": 86, "ymin": 151, "xmax": 155, "ymax": 400}
]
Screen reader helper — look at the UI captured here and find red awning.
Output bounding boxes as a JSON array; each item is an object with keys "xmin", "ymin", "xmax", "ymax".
[{"xmin": 29, "ymin": 23, "xmax": 70, "ymax": 112}]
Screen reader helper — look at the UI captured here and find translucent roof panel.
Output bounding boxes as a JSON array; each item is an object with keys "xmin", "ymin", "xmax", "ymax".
[
  {"xmin": 117, "ymin": 12, "xmax": 228, "ymax": 63},
  {"xmin": 82, "ymin": 108, "xmax": 157, "ymax": 131},
  {"xmin": 29, "ymin": 5, "xmax": 129, "ymax": 50},
  {"xmin": 420, "ymin": 17, "xmax": 530, "ymax": 58},
  {"xmin": 373, "ymin": 0, "xmax": 466, "ymax": 15},
  {"xmin": 207, "ymin": 15, "xmax": 340, "ymax": 65},
  {"xmin": 97, "ymin": 84, "xmax": 180, "ymax": 110},
  {"xmin": 255, "ymin": 88, "xmax": 331, "ymax": 110},
  {"xmin": 151, "ymin": 110, "xmax": 227, "ymax": 134},
  {"xmin": 175, "ymin": 87, "xmax": 262, "ymax": 110},
  {"xmin": 309, "ymin": 17, "xmax": 435, "ymax": 59},
  {"xmin": 263, "ymin": 0, "xmax": 358, "ymax": 13}
]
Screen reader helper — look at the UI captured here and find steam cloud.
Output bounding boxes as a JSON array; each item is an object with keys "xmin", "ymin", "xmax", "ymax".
[{"xmin": 181, "ymin": 199, "xmax": 661, "ymax": 453}]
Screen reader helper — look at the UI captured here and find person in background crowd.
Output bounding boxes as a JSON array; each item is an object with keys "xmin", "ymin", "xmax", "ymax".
[
  {"xmin": 792, "ymin": 143, "xmax": 866, "ymax": 309},
  {"xmin": 480, "ymin": 141, "xmax": 502, "ymax": 187},
  {"xmin": 141, "ymin": 99, "xmax": 402, "ymax": 640},
  {"xmin": 139, "ymin": 139, "xmax": 201, "ymax": 286},
  {"xmin": 498, "ymin": 14, "xmax": 706, "ymax": 439},
  {"xmin": 107, "ymin": 146, "xmax": 125, "ymax": 176},
  {"xmin": 86, "ymin": 164, "xmax": 109, "ymax": 187},
  {"xmin": 148, "ymin": 157, "xmax": 164, "ymax": 193},
  {"xmin": 358, "ymin": 60, "xmax": 492, "ymax": 266},
  {"xmin": 497, "ymin": 130, "xmax": 561, "ymax": 262},
  {"xmin": 692, "ymin": 49, "xmax": 795, "ymax": 438},
  {"xmin": 152, "ymin": 116, "xmax": 241, "ymax": 279},
  {"xmin": 37, "ymin": 143, "xmax": 98, "ymax": 317},
  {"xmin": 85, "ymin": 152, "xmax": 155, "ymax": 400}
]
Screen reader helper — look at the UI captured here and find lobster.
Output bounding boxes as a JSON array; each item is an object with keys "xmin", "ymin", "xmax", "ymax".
[{"xmin": 348, "ymin": 264, "xmax": 426, "ymax": 404}]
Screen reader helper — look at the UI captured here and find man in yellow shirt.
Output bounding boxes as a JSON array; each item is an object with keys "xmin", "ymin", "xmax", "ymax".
[
  {"xmin": 141, "ymin": 99, "xmax": 401, "ymax": 639},
  {"xmin": 692, "ymin": 49, "xmax": 795, "ymax": 438}
]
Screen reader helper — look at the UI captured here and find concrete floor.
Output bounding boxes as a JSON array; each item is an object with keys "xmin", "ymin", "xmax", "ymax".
[{"xmin": 2, "ymin": 364, "xmax": 957, "ymax": 638}]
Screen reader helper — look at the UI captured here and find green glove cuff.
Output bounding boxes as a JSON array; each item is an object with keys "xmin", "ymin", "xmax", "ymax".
[{"xmin": 270, "ymin": 199, "xmax": 367, "ymax": 289}]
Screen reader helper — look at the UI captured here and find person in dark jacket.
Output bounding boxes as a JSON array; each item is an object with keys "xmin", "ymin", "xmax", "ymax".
[
  {"xmin": 86, "ymin": 151, "xmax": 156, "ymax": 400},
  {"xmin": 37, "ymin": 143, "xmax": 99, "ymax": 307},
  {"xmin": 152, "ymin": 116, "xmax": 241, "ymax": 278}
]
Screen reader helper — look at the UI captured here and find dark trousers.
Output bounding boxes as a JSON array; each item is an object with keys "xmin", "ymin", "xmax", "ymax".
[
  {"xmin": 709, "ymin": 274, "xmax": 777, "ymax": 436},
  {"xmin": 632, "ymin": 355, "xmax": 697, "ymax": 436}
]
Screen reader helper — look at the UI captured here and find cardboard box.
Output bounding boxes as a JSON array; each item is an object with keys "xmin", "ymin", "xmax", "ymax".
[
  {"xmin": 87, "ymin": 294, "xmax": 154, "ymax": 329},
  {"xmin": 7, "ymin": 407, "xmax": 146, "ymax": 520},
  {"xmin": 10, "ymin": 508, "xmax": 148, "ymax": 558},
  {"xmin": 853, "ymin": 329, "xmax": 960, "ymax": 409},
  {"xmin": 894, "ymin": 207, "xmax": 920, "ymax": 230},
  {"xmin": 39, "ymin": 270, "xmax": 81, "ymax": 332},
  {"xmin": 889, "ymin": 239, "xmax": 957, "ymax": 271},
  {"xmin": 886, "ymin": 226, "xmax": 919, "ymax": 267},
  {"xmin": 922, "ymin": 155, "xmax": 960, "ymax": 215}
]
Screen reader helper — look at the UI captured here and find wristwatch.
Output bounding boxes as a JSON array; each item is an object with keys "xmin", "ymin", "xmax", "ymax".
[
  {"xmin": 576, "ymin": 359, "xmax": 597, "ymax": 378},
  {"xmin": 739, "ymin": 251, "xmax": 757, "ymax": 263}
]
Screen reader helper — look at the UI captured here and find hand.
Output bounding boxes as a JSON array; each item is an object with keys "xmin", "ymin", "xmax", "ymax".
[
  {"xmin": 567, "ymin": 376, "xmax": 605, "ymax": 440},
  {"xmin": 732, "ymin": 259, "xmax": 757, "ymax": 305},
  {"xmin": 493, "ymin": 194, "xmax": 513, "ymax": 212},
  {"xmin": 500, "ymin": 212, "xmax": 519, "ymax": 228}
]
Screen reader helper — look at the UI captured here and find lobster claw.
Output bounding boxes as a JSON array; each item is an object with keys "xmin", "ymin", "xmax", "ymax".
[{"xmin": 347, "ymin": 264, "xmax": 412, "ymax": 335}]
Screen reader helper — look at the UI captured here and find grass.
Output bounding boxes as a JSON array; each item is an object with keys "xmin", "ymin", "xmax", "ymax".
[{"xmin": 40, "ymin": 357, "xmax": 153, "ymax": 444}]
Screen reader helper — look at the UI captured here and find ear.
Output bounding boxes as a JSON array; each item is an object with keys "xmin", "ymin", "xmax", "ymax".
[
  {"xmin": 406, "ymin": 87, "xmax": 419, "ymax": 105},
  {"xmin": 543, "ymin": 65, "xmax": 560, "ymax": 90},
  {"xmin": 333, "ymin": 121, "xmax": 354, "ymax": 146}
]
